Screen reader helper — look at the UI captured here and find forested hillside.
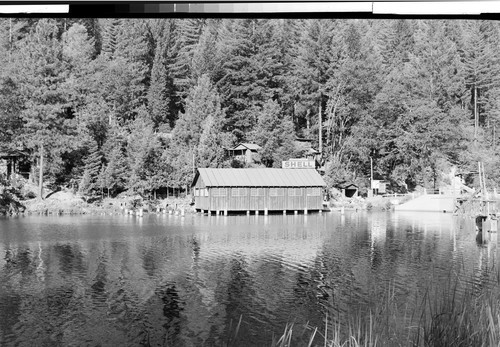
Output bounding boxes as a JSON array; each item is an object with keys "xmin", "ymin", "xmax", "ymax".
[{"xmin": 0, "ymin": 18, "xmax": 499, "ymax": 198}]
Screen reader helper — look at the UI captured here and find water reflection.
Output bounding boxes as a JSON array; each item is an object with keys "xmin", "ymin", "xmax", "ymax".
[{"xmin": 0, "ymin": 212, "xmax": 496, "ymax": 345}]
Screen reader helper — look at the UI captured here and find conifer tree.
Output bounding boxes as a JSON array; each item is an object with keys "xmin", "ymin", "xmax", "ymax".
[
  {"xmin": 172, "ymin": 74, "xmax": 224, "ymax": 148},
  {"xmin": 79, "ymin": 140, "xmax": 102, "ymax": 197},
  {"xmin": 147, "ymin": 39, "xmax": 174, "ymax": 130},
  {"xmin": 14, "ymin": 19, "xmax": 75, "ymax": 198},
  {"xmin": 251, "ymin": 99, "xmax": 295, "ymax": 168},
  {"xmin": 191, "ymin": 19, "xmax": 221, "ymax": 83},
  {"xmin": 462, "ymin": 21, "xmax": 500, "ymax": 135},
  {"xmin": 98, "ymin": 18, "xmax": 120, "ymax": 58},
  {"xmin": 101, "ymin": 145, "xmax": 128, "ymax": 197},
  {"xmin": 216, "ymin": 19, "xmax": 259, "ymax": 141},
  {"xmin": 172, "ymin": 18, "xmax": 204, "ymax": 99}
]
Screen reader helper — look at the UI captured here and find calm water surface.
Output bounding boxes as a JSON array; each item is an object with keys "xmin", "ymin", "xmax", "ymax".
[{"xmin": 0, "ymin": 211, "xmax": 497, "ymax": 346}]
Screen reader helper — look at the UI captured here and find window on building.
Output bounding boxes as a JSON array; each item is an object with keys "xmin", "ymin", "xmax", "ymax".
[
  {"xmin": 270, "ymin": 188, "xmax": 284, "ymax": 196},
  {"xmin": 307, "ymin": 187, "xmax": 320, "ymax": 196},
  {"xmin": 240, "ymin": 188, "xmax": 247, "ymax": 196}
]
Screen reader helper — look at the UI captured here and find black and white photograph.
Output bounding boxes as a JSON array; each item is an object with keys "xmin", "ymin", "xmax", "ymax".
[{"xmin": 1, "ymin": 4, "xmax": 500, "ymax": 346}]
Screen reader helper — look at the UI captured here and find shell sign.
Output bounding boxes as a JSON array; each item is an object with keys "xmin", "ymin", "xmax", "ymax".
[{"xmin": 282, "ymin": 160, "xmax": 315, "ymax": 169}]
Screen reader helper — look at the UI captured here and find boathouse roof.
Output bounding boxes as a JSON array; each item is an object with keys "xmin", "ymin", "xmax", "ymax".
[{"xmin": 193, "ymin": 168, "xmax": 326, "ymax": 187}]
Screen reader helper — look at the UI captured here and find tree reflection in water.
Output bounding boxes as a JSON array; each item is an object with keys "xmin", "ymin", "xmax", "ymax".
[{"xmin": 0, "ymin": 213, "xmax": 497, "ymax": 345}]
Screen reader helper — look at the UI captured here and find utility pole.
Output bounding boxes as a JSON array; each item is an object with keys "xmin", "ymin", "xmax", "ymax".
[
  {"xmin": 474, "ymin": 86, "xmax": 478, "ymax": 141},
  {"xmin": 370, "ymin": 157, "xmax": 373, "ymax": 183},
  {"xmin": 192, "ymin": 149, "xmax": 195, "ymax": 177},
  {"xmin": 370, "ymin": 157, "xmax": 374, "ymax": 197},
  {"xmin": 318, "ymin": 96, "xmax": 323, "ymax": 158},
  {"xmin": 39, "ymin": 143, "xmax": 44, "ymax": 200}
]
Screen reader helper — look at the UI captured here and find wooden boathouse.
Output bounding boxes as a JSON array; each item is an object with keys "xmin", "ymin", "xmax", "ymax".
[{"xmin": 191, "ymin": 168, "xmax": 326, "ymax": 214}]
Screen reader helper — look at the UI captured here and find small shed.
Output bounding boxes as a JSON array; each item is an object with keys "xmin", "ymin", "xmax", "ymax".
[
  {"xmin": 192, "ymin": 168, "xmax": 326, "ymax": 214},
  {"xmin": 228, "ymin": 143, "xmax": 261, "ymax": 164},
  {"xmin": 0, "ymin": 148, "xmax": 30, "ymax": 180},
  {"xmin": 338, "ymin": 183, "xmax": 358, "ymax": 198}
]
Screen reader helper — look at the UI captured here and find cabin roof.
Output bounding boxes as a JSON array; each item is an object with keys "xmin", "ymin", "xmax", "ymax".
[
  {"xmin": 193, "ymin": 168, "xmax": 326, "ymax": 187},
  {"xmin": 337, "ymin": 182, "xmax": 358, "ymax": 189},
  {"xmin": 231, "ymin": 143, "xmax": 262, "ymax": 151},
  {"xmin": 0, "ymin": 148, "xmax": 26, "ymax": 158}
]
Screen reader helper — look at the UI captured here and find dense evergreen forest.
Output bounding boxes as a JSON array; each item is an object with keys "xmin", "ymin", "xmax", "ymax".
[{"xmin": 0, "ymin": 18, "xmax": 499, "ymax": 198}]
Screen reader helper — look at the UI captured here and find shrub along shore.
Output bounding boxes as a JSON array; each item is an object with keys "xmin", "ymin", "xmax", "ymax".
[{"xmin": 0, "ymin": 185, "xmax": 196, "ymax": 217}]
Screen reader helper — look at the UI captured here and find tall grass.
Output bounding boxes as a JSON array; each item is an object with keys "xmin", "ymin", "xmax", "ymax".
[{"xmin": 273, "ymin": 266, "xmax": 500, "ymax": 347}]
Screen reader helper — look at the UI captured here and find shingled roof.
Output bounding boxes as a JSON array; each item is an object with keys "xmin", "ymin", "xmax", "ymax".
[
  {"xmin": 193, "ymin": 168, "xmax": 326, "ymax": 187},
  {"xmin": 230, "ymin": 143, "xmax": 262, "ymax": 151}
]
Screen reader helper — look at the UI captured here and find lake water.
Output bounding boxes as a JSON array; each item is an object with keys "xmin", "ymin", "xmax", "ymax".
[{"xmin": 0, "ymin": 211, "xmax": 498, "ymax": 346}]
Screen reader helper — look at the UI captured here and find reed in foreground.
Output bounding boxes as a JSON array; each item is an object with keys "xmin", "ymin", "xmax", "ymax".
[{"xmin": 273, "ymin": 267, "xmax": 500, "ymax": 347}]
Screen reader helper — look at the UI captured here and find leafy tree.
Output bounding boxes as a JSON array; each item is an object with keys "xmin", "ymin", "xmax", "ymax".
[
  {"xmin": 62, "ymin": 23, "xmax": 95, "ymax": 67},
  {"xmin": 126, "ymin": 110, "xmax": 158, "ymax": 195}
]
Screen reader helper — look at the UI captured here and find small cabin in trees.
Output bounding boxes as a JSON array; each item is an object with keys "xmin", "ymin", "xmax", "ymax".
[
  {"xmin": 191, "ymin": 168, "xmax": 326, "ymax": 214},
  {"xmin": 337, "ymin": 182, "xmax": 358, "ymax": 198},
  {"xmin": 0, "ymin": 148, "xmax": 30, "ymax": 181},
  {"xmin": 228, "ymin": 143, "xmax": 261, "ymax": 164}
]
